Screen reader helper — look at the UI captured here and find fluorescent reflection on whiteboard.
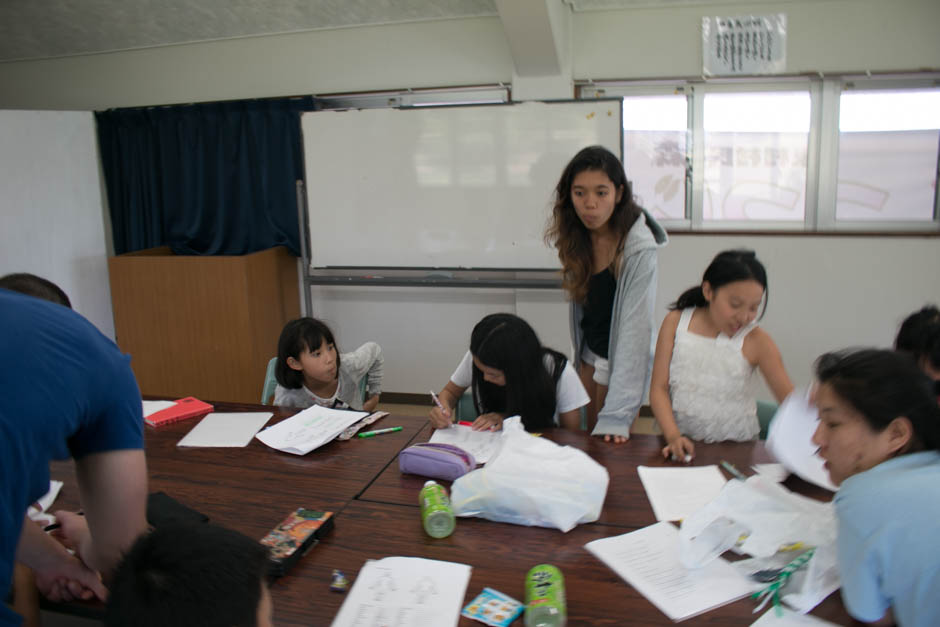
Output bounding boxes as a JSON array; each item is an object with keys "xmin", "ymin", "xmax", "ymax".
[
  {"xmin": 840, "ymin": 90, "xmax": 940, "ymax": 132},
  {"xmin": 704, "ymin": 92, "xmax": 810, "ymax": 133},
  {"xmin": 623, "ymin": 96, "xmax": 687, "ymax": 132}
]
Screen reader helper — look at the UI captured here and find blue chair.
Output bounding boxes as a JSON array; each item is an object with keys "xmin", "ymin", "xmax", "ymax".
[
  {"xmin": 261, "ymin": 357, "xmax": 278, "ymax": 405},
  {"xmin": 455, "ymin": 390, "xmax": 476, "ymax": 423},
  {"xmin": 757, "ymin": 400, "xmax": 778, "ymax": 440}
]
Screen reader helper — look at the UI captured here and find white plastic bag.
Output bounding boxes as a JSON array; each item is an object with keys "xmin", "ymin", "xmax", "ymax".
[{"xmin": 449, "ymin": 417, "xmax": 609, "ymax": 532}]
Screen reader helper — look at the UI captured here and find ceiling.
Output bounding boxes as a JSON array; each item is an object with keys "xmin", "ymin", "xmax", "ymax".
[{"xmin": 0, "ymin": 0, "xmax": 786, "ymax": 63}]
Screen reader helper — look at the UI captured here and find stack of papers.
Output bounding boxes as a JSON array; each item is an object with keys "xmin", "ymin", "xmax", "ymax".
[
  {"xmin": 330, "ymin": 557, "xmax": 471, "ymax": 627},
  {"xmin": 585, "ymin": 522, "xmax": 756, "ymax": 622},
  {"xmin": 637, "ymin": 465, "xmax": 728, "ymax": 522},
  {"xmin": 255, "ymin": 405, "xmax": 368, "ymax": 455}
]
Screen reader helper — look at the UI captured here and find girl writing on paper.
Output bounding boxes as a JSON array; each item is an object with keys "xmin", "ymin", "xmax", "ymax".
[
  {"xmin": 812, "ymin": 349, "xmax": 940, "ymax": 627},
  {"xmin": 428, "ymin": 313, "xmax": 589, "ymax": 432},
  {"xmin": 649, "ymin": 250, "xmax": 793, "ymax": 461},
  {"xmin": 274, "ymin": 317, "xmax": 383, "ymax": 412},
  {"xmin": 545, "ymin": 145, "xmax": 668, "ymax": 444}
]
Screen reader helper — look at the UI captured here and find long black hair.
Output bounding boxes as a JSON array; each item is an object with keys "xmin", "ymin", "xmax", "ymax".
[
  {"xmin": 671, "ymin": 249, "xmax": 769, "ymax": 318},
  {"xmin": 815, "ymin": 349, "xmax": 940, "ymax": 453},
  {"xmin": 895, "ymin": 305, "xmax": 940, "ymax": 373},
  {"xmin": 275, "ymin": 317, "xmax": 340, "ymax": 389},
  {"xmin": 469, "ymin": 313, "xmax": 567, "ymax": 431}
]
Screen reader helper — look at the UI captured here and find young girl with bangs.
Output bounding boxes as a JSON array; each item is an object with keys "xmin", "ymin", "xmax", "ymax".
[
  {"xmin": 428, "ymin": 313, "xmax": 589, "ymax": 432},
  {"xmin": 649, "ymin": 249, "xmax": 793, "ymax": 461},
  {"xmin": 273, "ymin": 317, "xmax": 383, "ymax": 412},
  {"xmin": 545, "ymin": 145, "xmax": 668, "ymax": 443},
  {"xmin": 812, "ymin": 349, "xmax": 940, "ymax": 627}
]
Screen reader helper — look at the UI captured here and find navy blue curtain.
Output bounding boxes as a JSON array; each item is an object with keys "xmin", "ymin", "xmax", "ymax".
[{"xmin": 96, "ymin": 98, "xmax": 314, "ymax": 256}]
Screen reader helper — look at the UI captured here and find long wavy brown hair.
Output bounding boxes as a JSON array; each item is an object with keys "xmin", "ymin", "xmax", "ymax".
[{"xmin": 544, "ymin": 145, "xmax": 643, "ymax": 303}]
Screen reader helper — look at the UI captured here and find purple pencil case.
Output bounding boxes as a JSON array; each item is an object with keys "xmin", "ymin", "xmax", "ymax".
[{"xmin": 398, "ymin": 442, "xmax": 476, "ymax": 481}]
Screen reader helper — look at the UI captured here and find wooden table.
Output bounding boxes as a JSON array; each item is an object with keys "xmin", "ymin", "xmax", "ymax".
[{"xmin": 45, "ymin": 403, "xmax": 856, "ymax": 626}]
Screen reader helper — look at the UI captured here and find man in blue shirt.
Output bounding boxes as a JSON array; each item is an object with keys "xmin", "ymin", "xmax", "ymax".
[{"xmin": 1, "ymin": 289, "xmax": 148, "ymax": 626}]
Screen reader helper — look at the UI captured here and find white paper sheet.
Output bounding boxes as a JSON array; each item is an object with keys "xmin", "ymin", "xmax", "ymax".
[
  {"xmin": 142, "ymin": 399, "xmax": 176, "ymax": 417},
  {"xmin": 254, "ymin": 405, "xmax": 368, "ymax": 455},
  {"xmin": 429, "ymin": 424, "xmax": 501, "ymax": 464},
  {"xmin": 330, "ymin": 556, "xmax": 472, "ymax": 627},
  {"xmin": 750, "ymin": 606, "xmax": 840, "ymax": 626},
  {"xmin": 752, "ymin": 463, "xmax": 789, "ymax": 483},
  {"xmin": 27, "ymin": 480, "xmax": 64, "ymax": 525},
  {"xmin": 177, "ymin": 412, "xmax": 272, "ymax": 448},
  {"xmin": 637, "ymin": 465, "xmax": 728, "ymax": 522},
  {"xmin": 585, "ymin": 522, "xmax": 755, "ymax": 622},
  {"xmin": 765, "ymin": 391, "xmax": 837, "ymax": 492}
]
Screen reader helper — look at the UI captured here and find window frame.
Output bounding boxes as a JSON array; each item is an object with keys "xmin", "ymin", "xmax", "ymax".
[{"xmin": 580, "ymin": 74, "xmax": 940, "ymax": 234}]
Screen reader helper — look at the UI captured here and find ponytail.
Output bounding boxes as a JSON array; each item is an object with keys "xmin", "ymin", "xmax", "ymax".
[{"xmin": 671, "ymin": 286, "xmax": 708, "ymax": 311}]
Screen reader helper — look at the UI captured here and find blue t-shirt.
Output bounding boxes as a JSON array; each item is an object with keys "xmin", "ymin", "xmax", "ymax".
[
  {"xmin": 835, "ymin": 450, "xmax": 940, "ymax": 627},
  {"xmin": 0, "ymin": 290, "xmax": 144, "ymax": 626}
]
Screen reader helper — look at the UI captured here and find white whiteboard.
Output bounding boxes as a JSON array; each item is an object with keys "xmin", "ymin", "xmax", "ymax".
[{"xmin": 301, "ymin": 101, "xmax": 622, "ymax": 269}]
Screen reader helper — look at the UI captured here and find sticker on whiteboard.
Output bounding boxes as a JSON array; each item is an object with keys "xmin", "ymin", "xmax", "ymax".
[{"xmin": 702, "ymin": 14, "xmax": 787, "ymax": 76}]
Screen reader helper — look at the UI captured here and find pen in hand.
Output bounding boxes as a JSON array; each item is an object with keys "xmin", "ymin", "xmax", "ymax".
[{"xmin": 429, "ymin": 390, "xmax": 453, "ymax": 427}]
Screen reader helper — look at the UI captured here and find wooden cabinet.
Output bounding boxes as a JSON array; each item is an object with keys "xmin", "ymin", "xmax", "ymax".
[{"xmin": 109, "ymin": 246, "xmax": 299, "ymax": 403}]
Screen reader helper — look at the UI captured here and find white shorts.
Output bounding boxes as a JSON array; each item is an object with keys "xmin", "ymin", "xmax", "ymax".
[{"xmin": 581, "ymin": 345, "xmax": 610, "ymax": 386}]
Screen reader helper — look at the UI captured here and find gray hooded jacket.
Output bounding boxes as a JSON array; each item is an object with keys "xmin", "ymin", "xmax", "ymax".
[{"xmin": 569, "ymin": 209, "xmax": 668, "ymax": 437}]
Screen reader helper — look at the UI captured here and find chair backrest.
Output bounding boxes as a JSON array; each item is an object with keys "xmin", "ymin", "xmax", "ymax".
[
  {"xmin": 358, "ymin": 375, "xmax": 367, "ymax": 404},
  {"xmin": 757, "ymin": 400, "xmax": 778, "ymax": 440},
  {"xmin": 455, "ymin": 390, "xmax": 477, "ymax": 423},
  {"xmin": 261, "ymin": 357, "xmax": 278, "ymax": 405}
]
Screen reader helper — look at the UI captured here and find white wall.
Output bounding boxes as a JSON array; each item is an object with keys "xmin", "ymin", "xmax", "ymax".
[
  {"xmin": 0, "ymin": 110, "xmax": 115, "ymax": 338},
  {"xmin": 0, "ymin": 1, "xmax": 937, "ymax": 111},
  {"xmin": 314, "ymin": 235, "xmax": 940, "ymax": 398}
]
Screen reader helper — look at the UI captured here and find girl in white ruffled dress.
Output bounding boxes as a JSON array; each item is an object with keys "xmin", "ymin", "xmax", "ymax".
[{"xmin": 649, "ymin": 250, "xmax": 793, "ymax": 461}]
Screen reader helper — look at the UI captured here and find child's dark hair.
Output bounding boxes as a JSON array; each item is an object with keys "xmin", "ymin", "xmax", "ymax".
[
  {"xmin": 815, "ymin": 348, "xmax": 940, "ymax": 453},
  {"xmin": 895, "ymin": 305, "xmax": 940, "ymax": 372},
  {"xmin": 0, "ymin": 272, "xmax": 71, "ymax": 308},
  {"xmin": 545, "ymin": 145, "xmax": 644, "ymax": 303},
  {"xmin": 106, "ymin": 523, "xmax": 270, "ymax": 627},
  {"xmin": 469, "ymin": 313, "xmax": 566, "ymax": 431},
  {"xmin": 275, "ymin": 317, "xmax": 340, "ymax": 389},
  {"xmin": 671, "ymin": 249, "xmax": 768, "ymax": 317}
]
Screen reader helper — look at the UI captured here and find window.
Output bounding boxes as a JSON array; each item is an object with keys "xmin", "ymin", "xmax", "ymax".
[
  {"xmin": 836, "ymin": 89, "xmax": 940, "ymax": 222},
  {"xmin": 582, "ymin": 76, "xmax": 940, "ymax": 232}
]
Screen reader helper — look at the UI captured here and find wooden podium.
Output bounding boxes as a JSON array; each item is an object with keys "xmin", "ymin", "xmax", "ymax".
[{"xmin": 109, "ymin": 246, "xmax": 300, "ymax": 403}]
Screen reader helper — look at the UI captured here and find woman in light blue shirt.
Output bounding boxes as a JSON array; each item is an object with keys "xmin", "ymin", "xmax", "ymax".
[{"xmin": 812, "ymin": 349, "xmax": 940, "ymax": 627}]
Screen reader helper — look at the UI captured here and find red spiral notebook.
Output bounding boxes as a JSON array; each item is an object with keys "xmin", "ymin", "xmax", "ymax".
[{"xmin": 144, "ymin": 397, "xmax": 214, "ymax": 428}]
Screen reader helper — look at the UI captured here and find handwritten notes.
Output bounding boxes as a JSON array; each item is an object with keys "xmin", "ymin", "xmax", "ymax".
[
  {"xmin": 330, "ymin": 557, "xmax": 471, "ymax": 627},
  {"xmin": 429, "ymin": 424, "xmax": 501, "ymax": 464},
  {"xmin": 637, "ymin": 465, "xmax": 728, "ymax": 522},
  {"xmin": 585, "ymin": 522, "xmax": 755, "ymax": 622},
  {"xmin": 255, "ymin": 405, "xmax": 368, "ymax": 455},
  {"xmin": 177, "ymin": 412, "xmax": 272, "ymax": 448}
]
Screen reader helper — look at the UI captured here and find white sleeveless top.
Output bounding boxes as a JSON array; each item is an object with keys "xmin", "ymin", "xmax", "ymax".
[{"xmin": 668, "ymin": 307, "xmax": 759, "ymax": 442}]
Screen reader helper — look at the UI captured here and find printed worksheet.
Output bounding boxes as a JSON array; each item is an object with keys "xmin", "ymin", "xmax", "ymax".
[
  {"xmin": 255, "ymin": 405, "xmax": 367, "ymax": 455},
  {"xmin": 330, "ymin": 557, "xmax": 472, "ymax": 627},
  {"xmin": 637, "ymin": 465, "xmax": 728, "ymax": 522},
  {"xmin": 429, "ymin": 424, "xmax": 501, "ymax": 464},
  {"xmin": 585, "ymin": 522, "xmax": 755, "ymax": 622}
]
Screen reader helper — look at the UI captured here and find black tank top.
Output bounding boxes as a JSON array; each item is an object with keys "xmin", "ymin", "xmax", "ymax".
[{"xmin": 580, "ymin": 268, "xmax": 616, "ymax": 358}]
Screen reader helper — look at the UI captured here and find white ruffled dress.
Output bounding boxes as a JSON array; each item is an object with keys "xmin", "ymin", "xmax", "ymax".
[{"xmin": 668, "ymin": 307, "xmax": 759, "ymax": 442}]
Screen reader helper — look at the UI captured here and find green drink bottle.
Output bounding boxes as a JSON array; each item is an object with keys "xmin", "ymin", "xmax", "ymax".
[
  {"xmin": 525, "ymin": 564, "xmax": 566, "ymax": 627},
  {"xmin": 419, "ymin": 480, "xmax": 456, "ymax": 538}
]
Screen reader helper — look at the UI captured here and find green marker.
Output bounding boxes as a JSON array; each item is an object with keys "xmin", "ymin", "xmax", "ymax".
[{"xmin": 357, "ymin": 426, "xmax": 403, "ymax": 438}]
